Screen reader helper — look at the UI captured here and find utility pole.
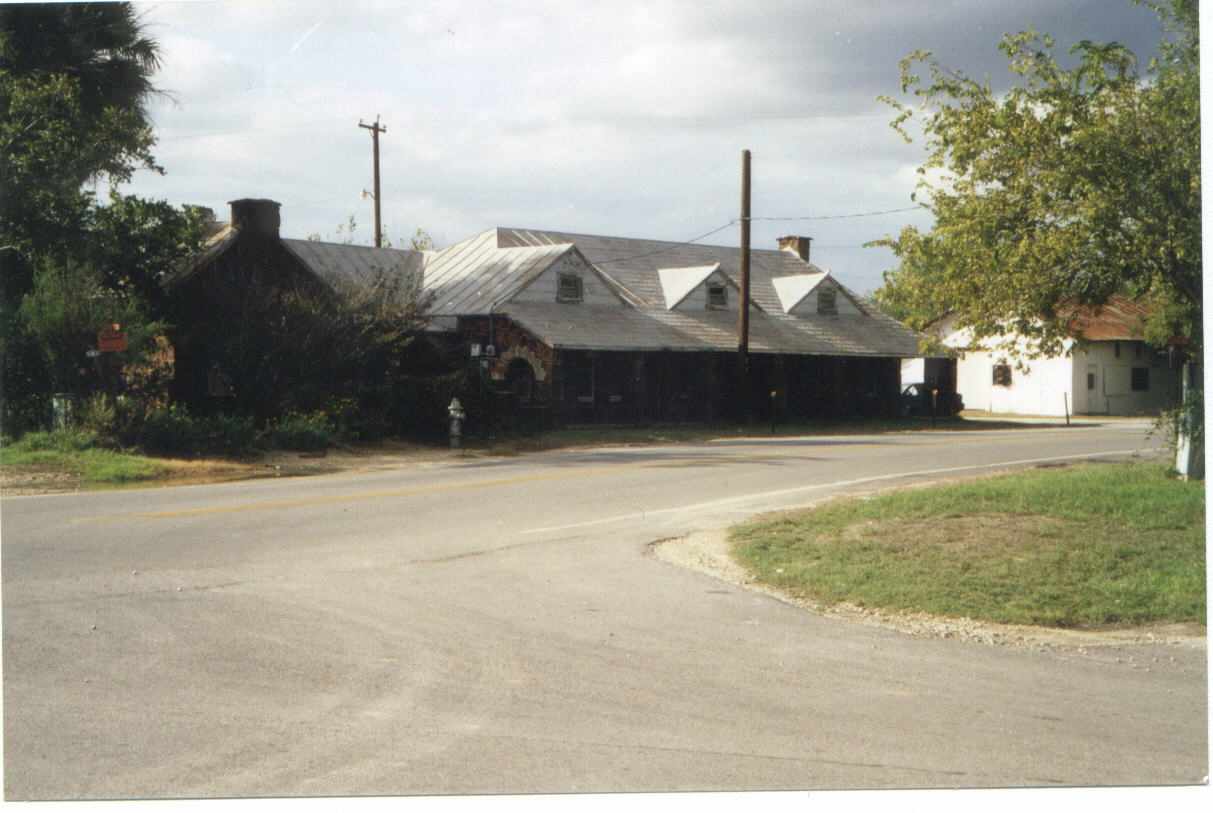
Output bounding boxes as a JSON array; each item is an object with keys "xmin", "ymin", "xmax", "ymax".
[
  {"xmin": 359, "ymin": 117, "xmax": 386, "ymax": 247},
  {"xmin": 738, "ymin": 149, "xmax": 752, "ymax": 420}
]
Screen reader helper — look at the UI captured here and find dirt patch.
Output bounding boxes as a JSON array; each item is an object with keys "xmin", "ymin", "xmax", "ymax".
[{"xmin": 650, "ymin": 529, "xmax": 1206, "ymax": 652}]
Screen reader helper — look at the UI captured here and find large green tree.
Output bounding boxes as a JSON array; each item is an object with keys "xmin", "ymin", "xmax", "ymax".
[
  {"xmin": 872, "ymin": 0, "xmax": 1200, "ymax": 360},
  {"xmin": 1, "ymin": 2, "xmax": 165, "ymax": 304},
  {"xmin": 1, "ymin": 3, "xmax": 208, "ymax": 433}
]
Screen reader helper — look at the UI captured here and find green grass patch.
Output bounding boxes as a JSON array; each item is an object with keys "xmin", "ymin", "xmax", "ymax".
[
  {"xmin": 730, "ymin": 463, "xmax": 1206, "ymax": 629},
  {"xmin": 2, "ymin": 430, "xmax": 169, "ymax": 485}
]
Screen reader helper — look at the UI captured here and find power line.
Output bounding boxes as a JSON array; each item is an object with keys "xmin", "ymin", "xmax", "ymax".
[
  {"xmin": 594, "ymin": 220, "xmax": 741, "ymax": 264},
  {"xmin": 751, "ymin": 206, "xmax": 922, "ymax": 222}
]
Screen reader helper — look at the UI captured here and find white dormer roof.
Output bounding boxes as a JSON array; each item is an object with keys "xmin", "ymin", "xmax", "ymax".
[
  {"xmin": 657, "ymin": 263, "xmax": 722, "ymax": 310},
  {"xmin": 771, "ymin": 272, "xmax": 830, "ymax": 313}
]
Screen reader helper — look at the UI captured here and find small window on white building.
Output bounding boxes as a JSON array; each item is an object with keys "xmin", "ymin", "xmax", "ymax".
[
  {"xmin": 557, "ymin": 273, "xmax": 583, "ymax": 303},
  {"xmin": 993, "ymin": 364, "xmax": 1013, "ymax": 387},
  {"xmin": 706, "ymin": 284, "xmax": 728, "ymax": 309},
  {"xmin": 817, "ymin": 288, "xmax": 837, "ymax": 315},
  {"xmin": 1131, "ymin": 367, "xmax": 1149, "ymax": 391}
]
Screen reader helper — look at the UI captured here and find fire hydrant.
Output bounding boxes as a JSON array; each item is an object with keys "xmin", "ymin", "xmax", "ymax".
[{"xmin": 447, "ymin": 397, "xmax": 466, "ymax": 448}]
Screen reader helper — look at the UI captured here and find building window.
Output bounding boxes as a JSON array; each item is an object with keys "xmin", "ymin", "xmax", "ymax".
[
  {"xmin": 1087, "ymin": 372, "xmax": 1096, "ymax": 391},
  {"xmin": 557, "ymin": 273, "xmax": 583, "ymax": 303},
  {"xmin": 1114, "ymin": 341, "xmax": 1121, "ymax": 358},
  {"xmin": 1131, "ymin": 367, "xmax": 1149, "ymax": 391},
  {"xmin": 992, "ymin": 364, "xmax": 1013, "ymax": 387},
  {"xmin": 706, "ymin": 284, "xmax": 728, "ymax": 309},
  {"xmin": 817, "ymin": 288, "xmax": 837, "ymax": 315}
]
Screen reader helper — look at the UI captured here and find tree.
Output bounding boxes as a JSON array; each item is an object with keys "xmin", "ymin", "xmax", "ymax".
[
  {"xmin": 872, "ymin": 0, "xmax": 1200, "ymax": 361},
  {"xmin": 0, "ymin": 2, "xmax": 164, "ymax": 306},
  {"xmin": 0, "ymin": 4, "xmax": 209, "ymax": 433},
  {"xmin": 165, "ymin": 262, "xmax": 434, "ymax": 427}
]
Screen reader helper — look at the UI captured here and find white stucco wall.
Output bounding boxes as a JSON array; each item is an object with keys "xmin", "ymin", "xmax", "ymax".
[
  {"xmin": 1069, "ymin": 341, "xmax": 1180, "ymax": 415},
  {"xmin": 951, "ymin": 340, "xmax": 1179, "ymax": 416},
  {"xmin": 954, "ymin": 348, "xmax": 1076, "ymax": 416}
]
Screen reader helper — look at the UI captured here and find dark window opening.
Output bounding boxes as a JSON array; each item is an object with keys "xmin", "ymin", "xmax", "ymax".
[
  {"xmin": 1131, "ymin": 367, "xmax": 1149, "ymax": 391},
  {"xmin": 992, "ymin": 364, "xmax": 1012, "ymax": 387},
  {"xmin": 557, "ymin": 273, "xmax": 583, "ymax": 303},
  {"xmin": 1087, "ymin": 373, "xmax": 1096, "ymax": 391},
  {"xmin": 707, "ymin": 284, "xmax": 728, "ymax": 309},
  {"xmin": 817, "ymin": 288, "xmax": 837, "ymax": 315}
]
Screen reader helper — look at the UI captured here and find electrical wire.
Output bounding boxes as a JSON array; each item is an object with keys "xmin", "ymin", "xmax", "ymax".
[
  {"xmin": 750, "ymin": 207, "xmax": 922, "ymax": 221},
  {"xmin": 594, "ymin": 220, "xmax": 740, "ymax": 263}
]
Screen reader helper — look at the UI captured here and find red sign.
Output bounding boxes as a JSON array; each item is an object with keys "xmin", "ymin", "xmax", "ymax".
[
  {"xmin": 1166, "ymin": 335, "xmax": 1189, "ymax": 345},
  {"xmin": 98, "ymin": 324, "xmax": 127, "ymax": 352}
]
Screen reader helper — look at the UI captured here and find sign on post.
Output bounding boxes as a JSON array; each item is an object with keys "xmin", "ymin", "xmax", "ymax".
[{"xmin": 97, "ymin": 324, "xmax": 127, "ymax": 352}]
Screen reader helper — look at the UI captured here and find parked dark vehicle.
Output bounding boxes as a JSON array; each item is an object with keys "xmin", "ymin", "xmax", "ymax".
[{"xmin": 901, "ymin": 383, "xmax": 964, "ymax": 417}]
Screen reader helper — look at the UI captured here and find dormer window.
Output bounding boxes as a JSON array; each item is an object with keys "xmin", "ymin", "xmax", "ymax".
[
  {"xmin": 706, "ymin": 284, "xmax": 728, "ymax": 309},
  {"xmin": 817, "ymin": 288, "xmax": 837, "ymax": 315},
  {"xmin": 557, "ymin": 273, "xmax": 583, "ymax": 303}
]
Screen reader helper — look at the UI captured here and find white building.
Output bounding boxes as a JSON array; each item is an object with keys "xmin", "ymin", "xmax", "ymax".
[{"xmin": 929, "ymin": 297, "xmax": 1181, "ymax": 417}]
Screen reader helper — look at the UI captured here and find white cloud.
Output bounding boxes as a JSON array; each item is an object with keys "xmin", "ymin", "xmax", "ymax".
[{"xmin": 121, "ymin": 0, "xmax": 1170, "ymax": 292}]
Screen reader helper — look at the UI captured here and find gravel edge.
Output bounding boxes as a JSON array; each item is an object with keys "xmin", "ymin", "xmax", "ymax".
[{"xmin": 650, "ymin": 529, "xmax": 1207, "ymax": 652}]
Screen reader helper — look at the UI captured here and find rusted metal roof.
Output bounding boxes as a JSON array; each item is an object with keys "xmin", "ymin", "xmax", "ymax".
[{"xmin": 1062, "ymin": 295, "xmax": 1152, "ymax": 341}]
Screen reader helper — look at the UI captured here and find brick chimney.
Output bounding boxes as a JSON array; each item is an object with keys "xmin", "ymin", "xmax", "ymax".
[
  {"xmin": 777, "ymin": 235, "xmax": 812, "ymax": 263},
  {"xmin": 228, "ymin": 199, "xmax": 281, "ymax": 238}
]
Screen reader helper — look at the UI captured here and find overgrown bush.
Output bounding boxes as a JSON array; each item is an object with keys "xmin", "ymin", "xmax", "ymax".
[
  {"xmin": 138, "ymin": 404, "xmax": 199, "ymax": 457},
  {"xmin": 78, "ymin": 394, "xmax": 145, "ymax": 448},
  {"xmin": 198, "ymin": 413, "xmax": 258, "ymax": 458},
  {"xmin": 324, "ymin": 396, "xmax": 382, "ymax": 444},
  {"xmin": 269, "ymin": 410, "xmax": 333, "ymax": 452}
]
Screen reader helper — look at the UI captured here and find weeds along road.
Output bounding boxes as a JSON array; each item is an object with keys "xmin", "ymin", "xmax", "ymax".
[{"xmin": 2, "ymin": 420, "xmax": 1206, "ymax": 799}]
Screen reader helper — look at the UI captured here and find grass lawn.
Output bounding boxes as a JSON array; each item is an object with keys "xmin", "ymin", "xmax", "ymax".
[
  {"xmin": 0, "ymin": 430, "xmax": 261, "ymax": 489},
  {"xmin": 0, "ymin": 430, "xmax": 169, "ymax": 484},
  {"xmin": 730, "ymin": 463, "xmax": 1206, "ymax": 629}
]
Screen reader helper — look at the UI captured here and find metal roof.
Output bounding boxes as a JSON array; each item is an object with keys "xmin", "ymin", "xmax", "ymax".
[
  {"xmin": 160, "ymin": 224, "xmax": 238, "ymax": 288},
  {"xmin": 485, "ymin": 227, "xmax": 922, "ymax": 357},
  {"xmin": 165, "ymin": 220, "xmax": 923, "ymax": 359},
  {"xmin": 281, "ymin": 238, "xmax": 425, "ymax": 292}
]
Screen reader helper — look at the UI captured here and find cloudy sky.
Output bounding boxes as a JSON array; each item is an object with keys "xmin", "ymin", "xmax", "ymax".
[{"xmin": 120, "ymin": 0, "xmax": 1170, "ymax": 294}]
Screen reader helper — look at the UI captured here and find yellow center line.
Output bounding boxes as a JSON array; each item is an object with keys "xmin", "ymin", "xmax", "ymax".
[{"xmin": 73, "ymin": 431, "xmax": 1103, "ymax": 523}]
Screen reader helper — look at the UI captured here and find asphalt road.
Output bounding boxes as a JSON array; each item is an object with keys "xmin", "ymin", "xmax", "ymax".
[{"xmin": 1, "ymin": 421, "xmax": 1206, "ymax": 799}]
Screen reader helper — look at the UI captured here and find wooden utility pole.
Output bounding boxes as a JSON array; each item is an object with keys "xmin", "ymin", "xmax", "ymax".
[
  {"xmin": 359, "ymin": 117, "xmax": 386, "ymax": 247},
  {"xmin": 738, "ymin": 149, "xmax": 752, "ymax": 417}
]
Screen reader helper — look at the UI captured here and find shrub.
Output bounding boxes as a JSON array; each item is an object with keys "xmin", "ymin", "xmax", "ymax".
[
  {"xmin": 270, "ymin": 410, "xmax": 333, "ymax": 452},
  {"xmin": 199, "ymin": 413, "xmax": 259, "ymax": 458},
  {"xmin": 78, "ymin": 394, "xmax": 146, "ymax": 448},
  {"xmin": 324, "ymin": 396, "xmax": 382, "ymax": 444},
  {"xmin": 139, "ymin": 404, "xmax": 199, "ymax": 457}
]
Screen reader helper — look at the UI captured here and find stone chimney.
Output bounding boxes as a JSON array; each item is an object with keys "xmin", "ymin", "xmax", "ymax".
[
  {"xmin": 777, "ymin": 235, "xmax": 812, "ymax": 263},
  {"xmin": 229, "ymin": 198, "xmax": 281, "ymax": 238}
]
